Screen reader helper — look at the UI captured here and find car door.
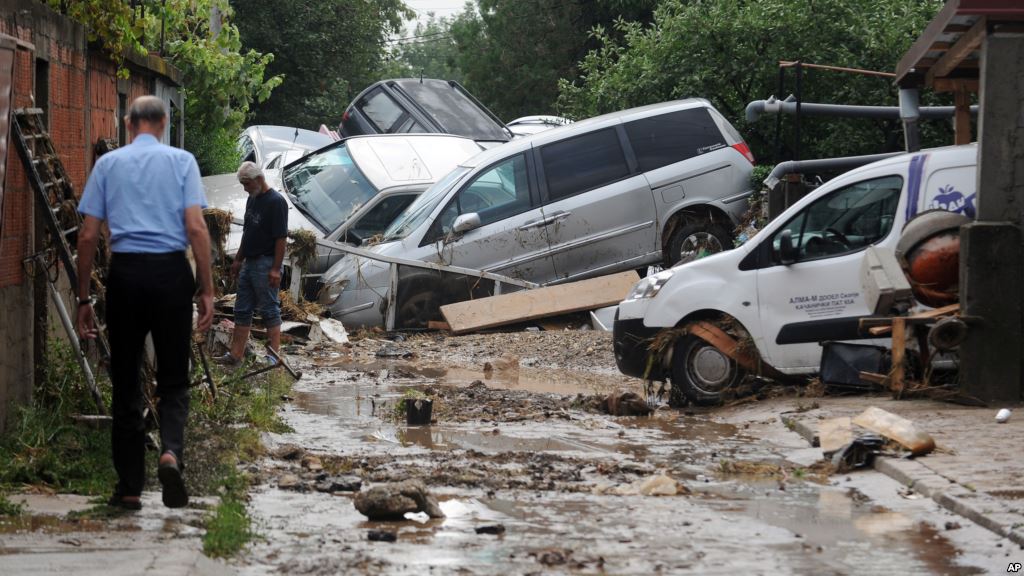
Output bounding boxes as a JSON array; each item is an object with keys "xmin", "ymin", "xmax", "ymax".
[
  {"xmin": 421, "ymin": 152, "xmax": 556, "ymax": 282},
  {"xmin": 755, "ymin": 174, "xmax": 905, "ymax": 371},
  {"xmin": 537, "ymin": 126, "xmax": 657, "ymax": 281}
]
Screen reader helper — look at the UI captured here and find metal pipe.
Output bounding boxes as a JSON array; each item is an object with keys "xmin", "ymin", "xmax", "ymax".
[
  {"xmin": 745, "ymin": 97, "xmax": 979, "ymax": 123},
  {"xmin": 764, "ymin": 152, "xmax": 904, "ymax": 189}
]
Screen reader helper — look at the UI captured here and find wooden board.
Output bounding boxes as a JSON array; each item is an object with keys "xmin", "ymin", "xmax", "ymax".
[{"xmin": 441, "ymin": 271, "xmax": 639, "ymax": 334}]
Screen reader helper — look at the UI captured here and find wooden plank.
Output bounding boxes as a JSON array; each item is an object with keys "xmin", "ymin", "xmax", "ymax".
[
  {"xmin": 865, "ymin": 304, "xmax": 961, "ymax": 335},
  {"xmin": 441, "ymin": 271, "xmax": 639, "ymax": 334},
  {"xmin": 928, "ymin": 16, "xmax": 987, "ymax": 83},
  {"xmin": 933, "ymin": 77, "xmax": 979, "ymax": 93},
  {"xmin": 890, "ymin": 318, "xmax": 906, "ymax": 397},
  {"xmin": 427, "ymin": 320, "xmax": 450, "ymax": 331},
  {"xmin": 859, "ymin": 371, "xmax": 888, "ymax": 385},
  {"xmin": 954, "ymin": 88, "xmax": 973, "ymax": 145}
]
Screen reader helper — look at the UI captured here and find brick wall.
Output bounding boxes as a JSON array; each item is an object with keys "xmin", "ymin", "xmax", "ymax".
[{"xmin": 0, "ymin": 0, "xmax": 181, "ymax": 429}]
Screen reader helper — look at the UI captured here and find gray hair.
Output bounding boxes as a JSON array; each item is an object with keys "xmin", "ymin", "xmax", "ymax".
[
  {"xmin": 237, "ymin": 161, "xmax": 263, "ymax": 182},
  {"xmin": 128, "ymin": 95, "xmax": 167, "ymax": 127}
]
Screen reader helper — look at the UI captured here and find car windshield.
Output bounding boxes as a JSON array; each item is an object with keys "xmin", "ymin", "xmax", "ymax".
[
  {"xmin": 382, "ymin": 166, "xmax": 470, "ymax": 241},
  {"xmin": 282, "ymin": 144, "xmax": 379, "ymax": 233}
]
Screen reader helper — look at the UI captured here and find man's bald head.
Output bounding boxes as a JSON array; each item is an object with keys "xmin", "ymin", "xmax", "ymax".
[{"xmin": 128, "ymin": 96, "xmax": 167, "ymax": 129}]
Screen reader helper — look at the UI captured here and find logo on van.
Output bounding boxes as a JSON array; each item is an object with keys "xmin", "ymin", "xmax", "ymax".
[{"xmin": 929, "ymin": 185, "xmax": 976, "ymax": 218}]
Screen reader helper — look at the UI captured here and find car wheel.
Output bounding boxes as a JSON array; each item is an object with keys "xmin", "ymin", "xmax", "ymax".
[
  {"xmin": 670, "ymin": 335, "xmax": 744, "ymax": 406},
  {"xmin": 664, "ymin": 216, "xmax": 732, "ymax": 268},
  {"xmin": 396, "ymin": 279, "xmax": 443, "ymax": 329}
]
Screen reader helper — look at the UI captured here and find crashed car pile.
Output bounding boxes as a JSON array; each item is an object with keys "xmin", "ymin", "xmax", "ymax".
[{"xmin": 208, "ymin": 77, "xmax": 978, "ymax": 408}]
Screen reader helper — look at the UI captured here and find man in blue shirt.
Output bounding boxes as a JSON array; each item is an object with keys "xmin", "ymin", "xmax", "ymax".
[{"xmin": 76, "ymin": 95, "xmax": 214, "ymax": 510}]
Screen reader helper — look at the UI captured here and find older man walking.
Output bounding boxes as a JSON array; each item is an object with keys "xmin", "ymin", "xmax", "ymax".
[
  {"xmin": 216, "ymin": 161, "xmax": 288, "ymax": 367},
  {"xmin": 76, "ymin": 95, "xmax": 214, "ymax": 510}
]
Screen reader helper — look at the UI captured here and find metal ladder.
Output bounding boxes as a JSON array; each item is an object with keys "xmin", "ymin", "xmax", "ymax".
[{"xmin": 13, "ymin": 108, "xmax": 110, "ymax": 413}]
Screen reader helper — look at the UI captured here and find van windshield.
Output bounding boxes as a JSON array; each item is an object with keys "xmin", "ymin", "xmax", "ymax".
[
  {"xmin": 282, "ymin": 144, "xmax": 379, "ymax": 233},
  {"xmin": 383, "ymin": 166, "xmax": 470, "ymax": 241}
]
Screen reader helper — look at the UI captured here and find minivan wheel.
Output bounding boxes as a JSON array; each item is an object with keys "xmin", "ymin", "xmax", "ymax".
[
  {"xmin": 670, "ymin": 335, "xmax": 743, "ymax": 406},
  {"xmin": 665, "ymin": 218, "xmax": 732, "ymax": 267}
]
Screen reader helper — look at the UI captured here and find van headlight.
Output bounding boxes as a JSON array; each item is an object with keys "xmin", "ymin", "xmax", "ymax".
[
  {"xmin": 321, "ymin": 279, "xmax": 349, "ymax": 304},
  {"xmin": 626, "ymin": 270, "xmax": 674, "ymax": 300}
]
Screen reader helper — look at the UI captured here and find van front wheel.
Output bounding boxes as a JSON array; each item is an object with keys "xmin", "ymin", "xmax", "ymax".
[
  {"xmin": 665, "ymin": 217, "xmax": 731, "ymax": 268},
  {"xmin": 670, "ymin": 335, "xmax": 743, "ymax": 406}
]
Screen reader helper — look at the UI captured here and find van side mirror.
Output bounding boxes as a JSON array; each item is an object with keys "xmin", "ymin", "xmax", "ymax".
[
  {"xmin": 453, "ymin": 212, "xmax": 482, "ymax": 234},
  {"xmin": 779, "ymin": 229, "xmax": 797, "ymax": 265}
]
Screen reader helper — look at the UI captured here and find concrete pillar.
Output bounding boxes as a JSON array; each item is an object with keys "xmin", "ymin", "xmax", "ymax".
[{"xmin": 959, "ymin": 32, "xmax": 1024, "ymax": 403}]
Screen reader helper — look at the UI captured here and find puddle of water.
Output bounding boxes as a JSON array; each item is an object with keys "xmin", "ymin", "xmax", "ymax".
[
  {"xmin": 719, "ymin": 480, "xmax": 984, "ymax": 575},
  {"xmin": 393, "ymin": 426, "xmax": 605, "ymax": 454},
  {"xmin": 313, "ymin": 359, "xmax": 617, "ymax": 396}
]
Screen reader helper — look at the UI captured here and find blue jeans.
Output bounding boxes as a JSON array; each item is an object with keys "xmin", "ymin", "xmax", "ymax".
[{"xmin": 235, "ymin": 255, "xmax": 282, "ymax": 328}]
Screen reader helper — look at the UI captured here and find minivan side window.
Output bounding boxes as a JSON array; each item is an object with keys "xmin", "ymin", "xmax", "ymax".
[
  {"xmin": 360, "ymin": 89, "xmax": 405, "ymax": 133},
  {"xmin": 238, "ymin": 135, "xmax": 256, "ymax": 163},
  {"xmin": 624, "ymin": 108, "xmax": 727, "ymax": 172},
  {"xmin": 540, "ymin": 128, "xmax": 629, "ymax": 202},
  {"xmin": 769, "ymin": 175, "xmax": 903, "ymax": 263},
  {"xmin": 426, "ymin": 154, "xmax": 531, "ymax": 243}
]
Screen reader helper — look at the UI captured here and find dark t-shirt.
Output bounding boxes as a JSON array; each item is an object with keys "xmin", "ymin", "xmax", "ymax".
[{"xmin": 239, "ymin": 188, "xmax": 288, "ymax": 258}]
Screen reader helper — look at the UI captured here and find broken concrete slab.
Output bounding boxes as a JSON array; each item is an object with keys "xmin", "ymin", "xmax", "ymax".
[
  {"xmin": 852, "ymin": 406, "xmax": 935, "ymax": 456},
  {"xmin": 440, "ymin": 271, "xmax": 639, "ymax": 334},
  {"xmin": 818, "ymin": 417, "xmax": 853, "ymax": 456}
]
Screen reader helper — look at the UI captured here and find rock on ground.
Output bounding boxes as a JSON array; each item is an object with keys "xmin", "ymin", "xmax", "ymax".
[{"xmin": 353, "ymin": 480, "xmax": 445, "ymax": 520}]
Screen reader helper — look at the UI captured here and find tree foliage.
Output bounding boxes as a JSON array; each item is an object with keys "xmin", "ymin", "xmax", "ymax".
[
  {"xmin": 232, "ymin": 0, "xmax": 413, "ymax": 130},
  {"xmin": 557, "ymin": 0, "xmax": 948, "ymax": 162},
  {"xmin": 442, "ymin": 0, "xmax": 657, "ymax": 121},
  {"xmin": 384, "ymin": 13, "xmax": 462, "ymax": 82},
  {"xmin": 45, "ymin": 0, "xmax": 281, "ymax": 173}
]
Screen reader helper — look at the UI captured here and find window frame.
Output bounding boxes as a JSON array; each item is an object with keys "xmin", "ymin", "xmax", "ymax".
[
  {"xmin": 420, "ymin": 152, "xmax": 537, "ymax": 246},
  {"xmin": 764, "ymin": 174, "xmax": 905, "ymax": 267},
  {"xmin": 358, "ymin": 87, "xmax": 410, "ymax": 134},
  {"xmin": 533, "ymin": 125, "xmax": 637, "ymax": 206}
]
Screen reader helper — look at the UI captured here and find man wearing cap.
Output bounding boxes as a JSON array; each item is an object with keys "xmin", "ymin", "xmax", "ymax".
[
  {"xmin": 76, "ymin": 95, "xmax": 214, "ymax": 510},
  {"xmin": 216, "ymin": 161, "xmax": 288, "ymax": 366}
]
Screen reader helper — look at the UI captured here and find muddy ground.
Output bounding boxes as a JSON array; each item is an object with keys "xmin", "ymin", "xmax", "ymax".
[{"xmin": 234, "ymin": 331, "xmax": 1007, "ymax": 575}]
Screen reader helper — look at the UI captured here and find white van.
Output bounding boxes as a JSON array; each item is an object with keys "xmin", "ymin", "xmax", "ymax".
[{"xmin": 613, "ymin": 144, "xmax": 978, "ymax": 405}]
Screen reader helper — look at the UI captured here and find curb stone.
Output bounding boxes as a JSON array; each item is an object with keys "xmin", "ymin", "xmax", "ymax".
[{"xmin": 781, "ymin": 414, "xmax": 1024, "ymax": 548}]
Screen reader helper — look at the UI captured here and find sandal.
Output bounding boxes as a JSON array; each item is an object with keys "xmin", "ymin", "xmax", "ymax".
[
  {"xmin": 158, "ymin": 452, "xmax": 189, "ymax": 509},
  {"xmin": 107, "ymin": 492, "xmax": 142, "ymax": 511}
]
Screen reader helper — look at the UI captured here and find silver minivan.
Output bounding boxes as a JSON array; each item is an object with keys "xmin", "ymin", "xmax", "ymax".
[{"xmin": 318, "ymin": 99, "xmax": 755, "ymax": 327}]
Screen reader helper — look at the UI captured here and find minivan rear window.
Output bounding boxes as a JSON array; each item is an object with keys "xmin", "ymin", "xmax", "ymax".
[
  {"xmin": 624, "ymin": 107, "xmax": 726, "ymax": 172},
  {"xmin": 361, "ymin": 89, "xmax": 405, "ymax": 133},
  {"xmin": 541, "ymin": 128, "xmax": 629, "ymax": 201},
  {"xmin": 398, "ymin": 81, "xmax": 509, "ymax": 142}
]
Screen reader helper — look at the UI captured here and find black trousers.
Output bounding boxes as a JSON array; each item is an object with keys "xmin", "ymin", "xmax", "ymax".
[{"xmin": 106, "ymin": 252, "xmax": 194, "ymax": 496}]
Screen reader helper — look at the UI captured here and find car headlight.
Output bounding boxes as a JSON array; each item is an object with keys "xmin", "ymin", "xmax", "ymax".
[
  {"xmin": 626, "ymin": 270, "xmax": 674, "ymax": 300},
  {"xmin": 320, "ymin": 279, "xmax": 349, "ymax": 305}
]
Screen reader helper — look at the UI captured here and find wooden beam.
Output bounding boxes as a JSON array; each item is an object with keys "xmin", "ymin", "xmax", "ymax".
[
  {"xmin": 896, "ymin": 0, "xmax": 961, "ymax": 82},
  {"xmin": 927, "ymin": 16, "xmax": 988, "ymax": 83},
  {"xmin": 933, "ymin": 78, "xmax": 980, "ymax": 92},
  {"xmin": 954, "ymin": 88, "xmax": 973, "ymax": 144},
  {"xmin": 440, "ymin": 271, "xmax": 638, "ymax": 334}
]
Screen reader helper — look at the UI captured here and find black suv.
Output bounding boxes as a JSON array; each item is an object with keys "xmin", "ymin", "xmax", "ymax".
[{"xmin": 339, "ymin": 79, "xmax": 510, "ymax": 145}]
